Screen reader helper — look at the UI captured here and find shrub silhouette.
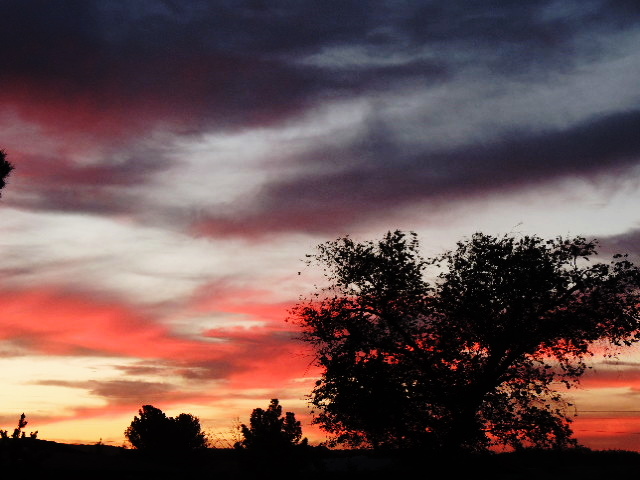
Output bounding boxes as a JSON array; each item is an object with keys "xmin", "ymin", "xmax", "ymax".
[
  {"xmin": 237, "ymin": 399, "xmax": 307, "ymax": 451},
  {"xmin": 125, "ymin": 405, "xmax": 208, "ymax": 453},
  {"xmin": 0, "ymin": 413, "xmax": 37, "ymax": 440},
  {"xmin": 0, "ymin": 414, "xmax": 39, "ymax": 470}
]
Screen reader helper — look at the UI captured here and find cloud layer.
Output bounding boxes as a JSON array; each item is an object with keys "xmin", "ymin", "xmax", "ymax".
[{"xmin": 1, "ymin": 0, "xmax": 639, "ymax": 233}]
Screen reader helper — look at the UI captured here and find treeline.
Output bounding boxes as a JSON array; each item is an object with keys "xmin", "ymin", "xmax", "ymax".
[
  {"xmin": 0, "ymin": 403, "xmax": 315, "ymax": 477},
  {"xmin": 123, "ymin": 398, "xmax": 307, "ymax": 454}
]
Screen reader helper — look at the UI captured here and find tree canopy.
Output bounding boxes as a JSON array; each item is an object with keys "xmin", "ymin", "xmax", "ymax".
[
  {"xmin": 237, "ymin": 399, "xmax": 306, "ymax": 451},
  {"xmin": 291, "ymin": 231, "xmax": 640, "ymax": 451},
  {"xmin": 124, "ymin": 405, "xmax": 208, "ymax": 453}
]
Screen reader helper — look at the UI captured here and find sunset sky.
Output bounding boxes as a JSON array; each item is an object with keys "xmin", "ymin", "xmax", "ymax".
[{"xmin": 1, "ymin": 0, "xmax": 640, "ymax": 449}]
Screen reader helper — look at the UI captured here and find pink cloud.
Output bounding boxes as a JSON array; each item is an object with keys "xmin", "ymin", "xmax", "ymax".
[
  {"xmin": 0, "ymin": 284, "xmax": 323, "ymax": 441},
  {"xmin": 187, "ymin": 283, "xmax": 319, "ymax": 386},
  {"xmin": 0, "ymin": 287, "xmax": 231, "ymax": 361},
  {"xmin": 572, "ymin": 416, "xmax": 640, "ymax": 451},
  {"xmin": 578, "ymin": 364, "xmax": 640, "ymax": 390},
  {"xmin": 0, "ymin": 284, "xmax": 318, "ymax": 394}
]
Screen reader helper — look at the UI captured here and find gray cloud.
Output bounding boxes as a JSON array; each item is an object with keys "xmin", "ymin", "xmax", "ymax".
[
  {"xmin": 1, "ymin": 0, "xmax": 638, "ymax": 233},
  {"xmin": 2, "ymin": 0, "xmax": 633, "ymax": 134},
  {"xmin": 114, "ymin": 360, "xmax": 240, "ymax": 381},
  {"xmin": 194, "ymin": 108, "xmax": 640, "ymax": 236},
  {"xmin": 35, "ymin": 379, "xmax": 175, "ymax": 405},
  {"xmin": 598, "ymin": 228, "xmax": 640, "ymax": 261},
  {"xmin": 5, "ymin": 147, "xmax": 176, "ymax": 215}
]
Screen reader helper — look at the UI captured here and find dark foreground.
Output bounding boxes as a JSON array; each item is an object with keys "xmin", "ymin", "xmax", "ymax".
[{"xmin": 1, "ymin": 440, "xmax": 639, "ymax": 479}]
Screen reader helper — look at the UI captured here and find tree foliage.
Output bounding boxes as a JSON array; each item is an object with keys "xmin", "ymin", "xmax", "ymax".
[
  {"xmin": 291, "ymin": 231, "xmax": 640, "ymax": 451},
  {"xmin": 0, "ymin": 149, "xmax": 13, "ymax": 194},
  {"xmin": 0, "ymin": 414, "xmax": 37, "ymax": 440},
  {"xmin": 124, "ymin": 405, "xmax": 208, "ymax": 453},
  {"xmin": 237, "ymin": 399, "xmax": 306, "ymax": 451}
]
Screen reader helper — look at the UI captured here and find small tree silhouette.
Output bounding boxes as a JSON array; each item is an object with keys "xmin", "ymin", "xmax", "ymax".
[
  {"xmin": 124, "ymin": 405, "xmax": 208, "ymax": 454},
  {"xmin": 237, "ymin": 399, "xmax": 307, "ymax": 451},
  {"xmin": 173, "ymin": 413, "xmax": 209, "ymax": 450},
  {"xmin": 0, "ymin": 414, "xmax": 39, "ymax": 469},
  {"xmin": 0, "ymin": 414, "xmax": 37, "ymax": 440}
]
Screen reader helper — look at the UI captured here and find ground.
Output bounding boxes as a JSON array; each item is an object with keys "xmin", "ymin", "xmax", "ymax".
[{"xmin": 1, "ymin": 440, "xmax": 638, "ymax": 479}]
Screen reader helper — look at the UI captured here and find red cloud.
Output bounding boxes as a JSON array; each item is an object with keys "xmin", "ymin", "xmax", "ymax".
[
  {"xmin": 578, "ymin": 364, "xmax": 640, "ymax": 390},
  {"xmin": 0, "ymin": 284, "xmax": 318, "ymax": 391},
  {"xmin": 0, "ymin": 285, "xmax": 322, "ymax": 441},
  {"xmin": 0, "ymin": 287, "xmax": 232, "ymax": 361},
  {"xmin": 188, "ymin": 282, "xmax": 320, "ymax": 387},
  {"xmin": 572, "ymin": 416, "xmax": 640, "ymax": 451}
]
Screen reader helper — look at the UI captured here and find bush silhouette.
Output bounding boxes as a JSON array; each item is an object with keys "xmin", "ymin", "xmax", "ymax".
[
  {"xmin": 237, "ymin": 399, "xmax": 307, "ymax": 451},
  {"xmin": 0, "ymin": 413, "xmax": 37, "ymax": 440},
  {"xmin": 125, "ymin": 405, "xmax": 208, "ymax": 454}
]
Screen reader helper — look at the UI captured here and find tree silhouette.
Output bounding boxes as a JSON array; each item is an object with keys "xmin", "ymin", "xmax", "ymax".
[
  {"xmin": 237, "ymin": 399, "xmax": 306, "ymax": 451},
  {"xmin": 0, "ymin": 414, "xmax": 37, "ymax": 440},
  {"xmin": 124, "ymin": 405, "xmax": 208, "ymax": 453},
  {"xmin": 291, "ymin": 231, "xmax": 640, "ymax": 451},
  {"xmin": 0, "ymin": 149, "xmax": 13, "ymax": 195}
]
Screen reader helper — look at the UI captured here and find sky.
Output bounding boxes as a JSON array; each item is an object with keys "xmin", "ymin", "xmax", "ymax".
[{"xmin": 0, "ymin": 0, "xmax": 639, "ymax": 449}]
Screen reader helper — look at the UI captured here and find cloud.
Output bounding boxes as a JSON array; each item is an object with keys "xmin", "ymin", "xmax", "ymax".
[
  {"xmin": 2, "ymin": 0, "xmax": 634, "ymax": 140},
  {"xmin": 35, "ymin": 379, "xmax": 175, "ymax": 406},
  {"xmin": 581, "ymin": 366, "xmax": 640, "ymax": 391},
  {"xmin": 4, "ymin": 148, "xmax": 176, "ymax": 216},
  {"xmin": 0, "ymin": 283, "xmax": 317, "ymax": 435},
  {"xmin": 1, "ymin": 0, "xmax": 638, "ymax": 234},
  {"xmin": 597, "ymin": 228, "xmax": 640, "ymax": 260},
  {"xmin": 192, "ymin": 109, "xmax": 640, "ymax": 236},
  {"xmin": 0, "ymin": 287, "xmax": 229, "ymax": 361},
  {"xmin": 572, "ymin": 416, "xmax": 640, "ymax": 450},
  {"xmin": 0, "ymin": 2, "xmax": 333, "ymax": 139},
  {"xmin": 0, "ymin": 284, "xmax": 314, "ymax": 386}
]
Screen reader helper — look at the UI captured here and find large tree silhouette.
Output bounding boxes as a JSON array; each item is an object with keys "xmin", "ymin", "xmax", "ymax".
[{"xmin": 291, "ymin": 231, "xmax": 640, "ymax": 451}]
